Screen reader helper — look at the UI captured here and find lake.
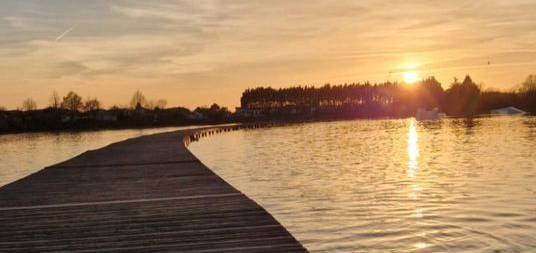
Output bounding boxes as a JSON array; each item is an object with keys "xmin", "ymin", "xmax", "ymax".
[
  {"xmin": 1, "ymin": 117, "xmax": 535, "ymax": 252},
  {"xmin": 0, "ymin": 126, "xmax": 207, "ymax": 187},
  {"xmin": 189, "ymin": 117, "xmax": 536, "ymax": 253}
]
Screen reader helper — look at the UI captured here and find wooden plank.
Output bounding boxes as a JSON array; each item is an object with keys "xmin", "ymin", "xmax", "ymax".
[{"xmin": 0, "ymin": 127, "xmax": 308, "ymax": 252}]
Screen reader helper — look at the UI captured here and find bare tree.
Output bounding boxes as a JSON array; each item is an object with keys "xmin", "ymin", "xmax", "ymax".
[
  {"xmin": 130, "ymin": 90, "xmax": 146, "ymax": 109},
  {"xmin": 49, "ymin": 91, "xmax": 61, "ymax": 109},
  {"xmin": 83, "ymin": 97, "xmax": 101, "ymax": 112},
  {"xmin": 61, "ymin": 91, "xmax": 83, "ymax": 112},
  {"xmin": 521, "ymin": 74, "xmax": 536, "ymax": 92},
  {"xmin": 155, "ymin": 99, "xmax": 168, "ymax": 109},
  {"xmin": 22, "ymin": 98, "xmax": 37, "ymax": 111}
]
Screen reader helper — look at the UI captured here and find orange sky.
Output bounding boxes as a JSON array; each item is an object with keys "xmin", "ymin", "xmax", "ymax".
[{"xmin": 1, "ymin": 1, "xmax": 536, "ymax": 110}]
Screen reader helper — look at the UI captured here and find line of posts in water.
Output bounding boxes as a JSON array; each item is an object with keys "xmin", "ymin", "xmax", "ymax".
[{"xmin": 183, "ymin": 122, "xmax": 281, "ymax": 146}]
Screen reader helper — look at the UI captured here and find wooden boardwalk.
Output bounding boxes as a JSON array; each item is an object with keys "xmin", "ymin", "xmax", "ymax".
[{"xmin": 0, "ymin": 126, "xmax": 308, "ymax": 252}]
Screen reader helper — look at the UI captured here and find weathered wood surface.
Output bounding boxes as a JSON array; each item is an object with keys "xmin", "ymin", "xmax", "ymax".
[{"xmin": 0, "ymin": 126, "xmax": 308, "ymax": 252}]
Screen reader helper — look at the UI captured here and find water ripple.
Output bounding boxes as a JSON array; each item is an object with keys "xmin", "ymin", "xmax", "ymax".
[{"xmin": 190, "ymin": 117, "xmax": 536, "ymax": 253}]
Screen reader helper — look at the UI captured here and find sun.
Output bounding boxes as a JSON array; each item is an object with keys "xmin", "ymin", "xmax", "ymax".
[{"xmin": 403, "ymin": 71, "xmax": 419, "ymax": 84}]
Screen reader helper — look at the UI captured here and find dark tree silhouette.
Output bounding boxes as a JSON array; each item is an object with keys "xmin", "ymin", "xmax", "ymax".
[
  {"xmin": 155, "ymin": 99, "xmax": 168, "ymax": 109},
  {"xmin": 417, "ymin": 76, "xmax": 444, "ymax": 110},
  {"xmin": 49, "ymin": 91, "xmax": 61, "ymax": 109},
  {"xmin": 61, "ymin": 91, "xmax": 83, "ymax": 112},
  {"xmin": 241, "ymin": 79, "xmax": 447, "ymax": 117},
  {"xmin": 22, "ymin": 98, "xmax": 37, "ymax": 111},
  {"xmin": 241, "ymin": 74, "xmax": 534, "ymax": 118},
  {"xmin": 2, "ymin": 74, "xmax": 535, "ymax": 134},
  {"xmin": 130, "ymin": 91, "xmax": 146, "ymax": 109},
  {"xmin": 194, "ymin": 103, "xmax": 231, "ymax": 122},
  {"xmin": 83, "ymin": 97, "xmax": 101, "ymax": 112},
  {"xmin": 520, "ymin": 75, "xmax": 536, "ymax": 112},
  {"xmin": 444, "ymin": 76, "xmax": 481, "ymax": 117}
]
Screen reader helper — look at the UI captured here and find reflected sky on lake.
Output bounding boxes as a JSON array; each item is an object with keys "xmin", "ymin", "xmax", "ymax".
[
  {"xmin": 190, "ymin": 116, "xmax": 536, "ymax": 253},
  {"xmin": 0, "ymin": 126, "xmax": 201, "ymax": 187},
  {"xmin": 407, "ymin": 120, "xmax": 419, "ymax": 178}
]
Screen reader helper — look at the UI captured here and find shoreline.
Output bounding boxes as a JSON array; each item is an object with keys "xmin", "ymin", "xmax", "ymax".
[
  {"xmin": 0, "ymin": 121, "xmax": 238, "ymax": 136},
  {"xmin": 2, "ymin": 113, "xmax": 533, "ymax": 136}
]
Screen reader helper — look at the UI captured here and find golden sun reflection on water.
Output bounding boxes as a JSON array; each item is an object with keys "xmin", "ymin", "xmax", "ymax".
[
  {"xmin": 407, "ymin": 119, "xmax": 428, "ymax": 250},
  {"xmin": 190, "ymin": 117, "xmax": 536, "ymax": 253}
]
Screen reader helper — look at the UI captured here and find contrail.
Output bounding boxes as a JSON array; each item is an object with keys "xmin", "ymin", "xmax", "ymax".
[{"xmin": 55, "ymin": 25, "xmax": 76, "ymax": 42}]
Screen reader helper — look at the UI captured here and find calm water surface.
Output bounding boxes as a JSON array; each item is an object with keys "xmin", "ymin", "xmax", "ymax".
[
  {"xmin": 0, "ymin": 126, "xmax": 208, "ymax": 187},
  {"xmin": 189, "ymin": 117, "xmax": 536, "ymax": 253}
]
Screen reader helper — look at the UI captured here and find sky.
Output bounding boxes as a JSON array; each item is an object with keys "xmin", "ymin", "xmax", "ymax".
[{"xmin": 1, "ymin": 0, "xmax": 536, "ymax": 110}]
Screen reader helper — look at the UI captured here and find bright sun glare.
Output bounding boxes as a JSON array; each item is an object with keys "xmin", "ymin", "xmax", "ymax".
[{"xmin": 403, "ymin": 71, "xmax": 419, "ymax": 84}]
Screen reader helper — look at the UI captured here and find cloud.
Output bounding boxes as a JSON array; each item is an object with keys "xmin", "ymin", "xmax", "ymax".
[
  {"xmin": 425, "ymin": 51, "xmax": 536, "ymax": 72},
  {"xmin": 50, "ymin": 61, "xmax": 89, "ymax": 78},
  {"xmin": 1, "ymin": 0, "xmax": 536, "ymax": 109},
  {"xmin": 401, "ymin": 20, "xmax": 450, "ymax": 30}
]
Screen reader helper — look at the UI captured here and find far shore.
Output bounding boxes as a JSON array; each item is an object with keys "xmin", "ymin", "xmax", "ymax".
[{"xmin": 2, "ymin": 114, "xmax": 532, "ymax": 136}]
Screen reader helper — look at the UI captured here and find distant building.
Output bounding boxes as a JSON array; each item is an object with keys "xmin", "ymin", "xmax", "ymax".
[
  {"xmin": 416, "ymin": 108, "xmax": 447, "ymax": 121},
  {"xmin": 490, "ymin": 106, "xmax": 526, "ymax": 115}
]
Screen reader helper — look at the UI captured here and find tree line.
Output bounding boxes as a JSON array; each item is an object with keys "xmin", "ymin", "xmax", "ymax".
[
  {"xmin": 241, "ymin": 74, "xmax": 536, "ymax": 118},
  {"xmin": 0, "ymin": 91, "xmax": 232, "ymax": 133},
  {"xmin": 2, "ymin": 74, "xmax": 534, "ymax": 133},
  {"xmin": 15, "ymin": 90, "xmax": 168, "ymax": 112}
]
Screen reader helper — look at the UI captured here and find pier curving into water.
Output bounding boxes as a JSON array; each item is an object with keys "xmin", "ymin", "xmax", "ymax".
[{"xmin": 0, "ymin": 124, "xmax": 308, "ymax": 252}]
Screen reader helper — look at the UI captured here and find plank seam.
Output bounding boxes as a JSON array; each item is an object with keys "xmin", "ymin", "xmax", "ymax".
[
  {"xmin": 0, "ymin": 193, "xmax": 242, "ymax": 211},
  {"xmin": 0, "ymin": 225, "xmax": 284, "ymax": 246},
  {"xmin": 62, "ymin": 242, "xmax": 303, "ymax": 253},
  {"xmin": 50, "ymin": 159, "xmax": 201, "ymax": 169}
]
